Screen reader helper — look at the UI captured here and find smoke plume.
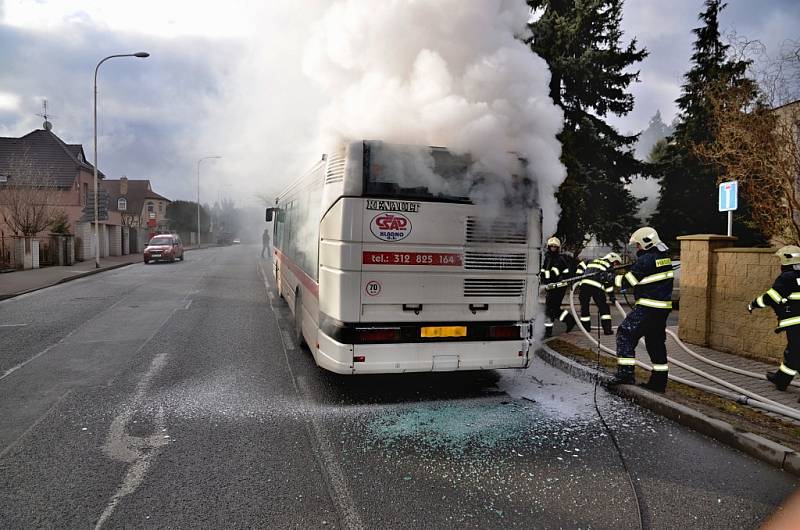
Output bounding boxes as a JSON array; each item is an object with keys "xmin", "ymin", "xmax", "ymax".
[{"xmin": 303, "ymin": 0, "xmax": 565, "ymax": 235}]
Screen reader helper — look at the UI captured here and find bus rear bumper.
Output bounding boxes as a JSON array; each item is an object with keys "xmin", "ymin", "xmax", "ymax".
[{"xmin": 315, "ymin": 332, "xmax": 531, "ymax": 375}]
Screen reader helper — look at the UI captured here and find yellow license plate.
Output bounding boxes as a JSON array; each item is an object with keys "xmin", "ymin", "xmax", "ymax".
[{"xmin": 420, "ymin": 326, "xmax": 467, "ymax": 338}]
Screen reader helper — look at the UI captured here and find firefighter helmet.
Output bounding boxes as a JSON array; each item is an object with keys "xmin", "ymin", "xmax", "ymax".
[
  {"xmin": 546, "ymin": 237, "xmax": 561, "ymax": 249},
  {"xmin": 603, "ymin": 252, "xmax": 622, "ymax": 264},
  {"xmin": 629, "ymin": 227, "xmax": 662, "ymax": 250},
  {"xmin": 775, "ymin": 245, "xmax": 800, "ymax": 266}
]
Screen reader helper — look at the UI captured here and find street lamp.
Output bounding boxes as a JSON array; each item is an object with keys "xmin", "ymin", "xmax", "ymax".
[
  {"xmin": 197, "ymin": 156, "xmax": 221, "ymax": 248},
  {"xmin": 93, "ymin": 52, "xmax": 150, "ymax": 268}
]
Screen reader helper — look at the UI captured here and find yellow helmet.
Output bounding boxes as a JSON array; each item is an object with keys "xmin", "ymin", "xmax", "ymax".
[
  {"xmin": 546, "ymin": 237, "xmax": 561, "ymax": 248},
  {"xmin": 629, "ymin": 227, "xmax": 662, "ymax": 251},
  {"xmin": 603, "ymin": 252, "xmax": 622, "ymax": 264},
  {"xmin": 775, "ymin": 245, "xmax": 800, "ymax": 266}
]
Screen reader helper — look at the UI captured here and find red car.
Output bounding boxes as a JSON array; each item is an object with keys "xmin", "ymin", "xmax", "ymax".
[{"xmin": 144, "ymin": 235, "xmax": 184, "ymax": 264}]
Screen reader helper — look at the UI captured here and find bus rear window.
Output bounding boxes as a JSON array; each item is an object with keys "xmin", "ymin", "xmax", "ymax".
[{"xmin": 364, "ymin": 142, "xmax": 474, "ymax": 203}]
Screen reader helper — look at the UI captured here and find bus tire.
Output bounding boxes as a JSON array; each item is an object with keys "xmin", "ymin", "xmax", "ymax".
[{"xmin": 294, "ymin": 290, "xmax": 307, "ymax": 348}]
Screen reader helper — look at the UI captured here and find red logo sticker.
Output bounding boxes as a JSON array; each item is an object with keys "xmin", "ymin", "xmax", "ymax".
[{"xmin": 370, "ymin": 213, "xmax": 411, "ymax": 241}]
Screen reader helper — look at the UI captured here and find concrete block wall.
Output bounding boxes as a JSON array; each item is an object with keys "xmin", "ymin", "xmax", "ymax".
[
  {"xmin": 678, "ymin": 235, "xmax": 784, "ymax": 362},
  {"xmin": 709, "ymin": 249, "xmax": 784, "ymax": 360}
]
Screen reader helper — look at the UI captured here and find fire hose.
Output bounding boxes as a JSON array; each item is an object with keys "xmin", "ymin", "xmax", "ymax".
[{"xmin": 564, "ymin": 281, "xmax": 800, "ymax": 422}]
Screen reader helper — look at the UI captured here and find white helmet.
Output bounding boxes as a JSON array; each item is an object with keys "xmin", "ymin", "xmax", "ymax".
[
  {"xmin": 629, "ymin": 227, "xmax": 666, "ymax": 251},
  {"xmin": 603, "ymin": 252, "xmax": 622, "ymax": 264},
  {"xmin": 546, "ymin": 236, "xmax": 561, "ymax": 249},
  {"xmin": 776, "ymin": 245, "xmax": 800, "ymax": 266}
]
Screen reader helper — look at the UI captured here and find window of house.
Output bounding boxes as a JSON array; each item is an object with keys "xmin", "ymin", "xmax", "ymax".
[
  {"xmin": 158, "ymin": 202, "xmax": 163, "ymax": 212},
  {"xmin": 118, "ymin": 198, "xmax": 127, "ymax": 211},
  {"xmin": 147, "ymin": 202, "xmax": 154, "ymax": 213},
  {"xmin": 0, "ymin": 175, "xmax": 8, "ymax": 183}
]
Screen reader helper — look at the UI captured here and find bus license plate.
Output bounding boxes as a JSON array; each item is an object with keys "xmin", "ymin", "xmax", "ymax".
[{"xmin": 421, "ymin": 326, "xmax": 467, "ymax": 338}]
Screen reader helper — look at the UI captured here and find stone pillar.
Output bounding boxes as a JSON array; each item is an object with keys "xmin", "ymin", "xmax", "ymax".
[
  {"xmin": 122, "ymin": 227, "xmax": 130, "ymax": 255},
  {"xmin": 677, "ymin": 234, "xmax": 736, "ymax": 346},
  {"xmin": 109, "ymin": 225, "xmax": 122, "ymax": 256}
]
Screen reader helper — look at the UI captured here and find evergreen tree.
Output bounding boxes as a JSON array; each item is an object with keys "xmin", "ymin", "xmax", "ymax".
[
  {"xmin": 649, "ymin": 0, "xmax": 764, "ymax": 245},
  {"xmin": 635, "ymin": 111, "xmax": 674, "ymax": 160},
  {"xmin": 528, "ymin": 0, "xmax": 647, "ymax": 254}
]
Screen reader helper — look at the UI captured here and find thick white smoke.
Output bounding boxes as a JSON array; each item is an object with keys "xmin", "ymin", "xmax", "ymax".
[{"xmin": 303, "ymin": 0, "xmax": 566, "ymax": 236}]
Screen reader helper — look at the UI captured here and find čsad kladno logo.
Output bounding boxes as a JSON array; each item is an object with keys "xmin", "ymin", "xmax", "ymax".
[{"xmin": 370, "ymin": 213, "xmax": 412, "ymax": 242}]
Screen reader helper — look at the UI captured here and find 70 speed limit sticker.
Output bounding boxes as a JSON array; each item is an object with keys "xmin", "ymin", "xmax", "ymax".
[{"xmin": 365, "ymin": 280, "xmax": 382, "ymax": 296}]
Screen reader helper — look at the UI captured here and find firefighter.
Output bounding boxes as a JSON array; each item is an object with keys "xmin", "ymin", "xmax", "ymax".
[
  {"xmin": 540, "ymin": 236, "xmax": 577, "ymax": 338},
  {"xmin": 747, "ymin": 245, "xmax": 800, "ymax": 392},
  {"xmin": 578, "ymin": 252, "xmax": 622, "ymax": 335},
  {"xmin": 612, "ymin": 227, "xmax": 674, "ymax": 392}
]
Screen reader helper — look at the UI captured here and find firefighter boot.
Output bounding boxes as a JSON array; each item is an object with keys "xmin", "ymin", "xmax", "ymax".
[
  {"xmin": 640, "ymin": 371, "xmax": 668, "ymax": 393},
  {"xmin": 564, "ymin": 314, "xmax": 576, "ymax": 333},
  {"xmin": 580, "ymin": 318, "xmax": 591, "ymax": 333},
  {"xmin": 544, "ymin": 326, "xmax": 553, "ymax": 339},
  {"xmin": 601, "ymin": 318, "xmax": 614, "ymax": 336},
  {"xmin": 608, "ymin": 365, "xmax": 635, "ymax": 387},
  {"xmin": 766, "ymin": 370, "xmax": 792, "ymax": 391}
]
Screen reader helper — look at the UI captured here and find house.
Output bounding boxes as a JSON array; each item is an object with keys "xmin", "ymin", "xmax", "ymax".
[
  {"xmin": 102, "ymin": 177, "xmax": 171, "ymax": 252},
  {"xmin": 0, "ymin": 123, "xmax": 129, "ymax": 265}
]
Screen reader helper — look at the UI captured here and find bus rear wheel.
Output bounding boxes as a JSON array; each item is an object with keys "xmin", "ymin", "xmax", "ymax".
[{"xmin": 294, "ymin": 290, "xmax": 307, "ymax": 348}]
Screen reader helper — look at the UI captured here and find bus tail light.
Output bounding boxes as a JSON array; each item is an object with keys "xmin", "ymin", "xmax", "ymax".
[
  {"xmin": 489, "ymin": 325, "xmax": 520, "ymax": 339},
  {"xmin": 355, "ymin": 327, "xmax": 401, "ymax": 342},
  {"xmin": 354, "ymin": 355, "xmax": 366, "ymax": 363}
]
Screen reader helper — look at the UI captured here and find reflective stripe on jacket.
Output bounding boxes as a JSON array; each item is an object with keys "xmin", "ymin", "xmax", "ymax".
[
  {"xmin": 615, "ymin": 249, "xmax": 673, "ymax": 310},
  {"xmin": 751, "ymin": 266, "xmax": 800, "ymax": 328}
]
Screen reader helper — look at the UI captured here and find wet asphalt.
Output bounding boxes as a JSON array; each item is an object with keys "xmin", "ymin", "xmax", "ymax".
[{"xmin": 0, "ymin": 245, "xmax": 796, "ymax": 529}]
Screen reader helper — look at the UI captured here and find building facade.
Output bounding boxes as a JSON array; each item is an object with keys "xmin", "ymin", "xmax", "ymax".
[{"xmin": 0, "ymin": 125, "xmax": 129, "ymax": 265}]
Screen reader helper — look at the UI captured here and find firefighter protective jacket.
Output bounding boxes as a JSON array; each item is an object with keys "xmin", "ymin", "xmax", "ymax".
[
  {"xmin": 751, "ymin": 266, "xmax": 800, "ymax": 329},
  {"xmin": 576, "ymin": 258, "xmax": 615, "ymax": 295},
  {"xmin": 540, "ymin": 252, "xmax": 576, "ymax": 285},
  {"xmin": 615, "ymin": 248, "xmax": 674, "ymax": 309}
]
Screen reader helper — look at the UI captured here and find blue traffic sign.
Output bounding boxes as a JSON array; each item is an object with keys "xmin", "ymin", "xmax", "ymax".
[{"xmin": 719, "ymin": 181, "xmax": 738, "ymax": 212}]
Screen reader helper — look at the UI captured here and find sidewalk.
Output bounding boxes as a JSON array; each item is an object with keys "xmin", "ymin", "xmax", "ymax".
[
  {"xmin": 0, "ymin": 254, "xmax": 142, "ymax": 300},
  {"xmin": 543, "ymin": 308, "xmax": 800, "ymax": 473},
  {"xmin": 561, "ymin": 323, "xmax": 800, "ymax": 413}
]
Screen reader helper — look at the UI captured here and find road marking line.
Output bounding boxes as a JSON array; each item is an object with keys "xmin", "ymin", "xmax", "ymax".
[
  {"xmin": 0, "ymin": 389, "xmax": 73, "ymax": 460},
  {"xmin": 0, "ymin": 291, "xmax": 133, "ymax": 382},
  {"xmin": 95, "ymin": 247, "xmax": 220, "ymax": 529},
  {"xmin": 0, "ymin": 323, "xmax": 28, "ymax": 328},
  {"xmin": 258, "ymin": 261, "xmax": 364, "ymax": 530}
]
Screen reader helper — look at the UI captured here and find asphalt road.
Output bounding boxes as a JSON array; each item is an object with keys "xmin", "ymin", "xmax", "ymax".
[{"xmin": 0, "ymin": 245, "xmax": 796, "ymax": 529}]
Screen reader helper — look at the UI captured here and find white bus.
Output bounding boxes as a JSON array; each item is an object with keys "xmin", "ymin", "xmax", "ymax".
[{"xmin": 267, "ymin": 140, "xmax": 542, "ymax": 374}]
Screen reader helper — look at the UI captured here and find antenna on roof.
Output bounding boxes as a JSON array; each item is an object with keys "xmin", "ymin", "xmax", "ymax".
[{"xmin": 36, "ymin": 99, "xmax": 54, "ymax": 131}]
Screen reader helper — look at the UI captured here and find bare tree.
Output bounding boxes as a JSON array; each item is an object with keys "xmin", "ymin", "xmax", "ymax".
[
  {"xmin": 0, "ymin": 154, "xmax": 65, "ymax": 237},
  {"xmin": 698, "ymin": 83, "xmax": 800, "ymax": 244}
]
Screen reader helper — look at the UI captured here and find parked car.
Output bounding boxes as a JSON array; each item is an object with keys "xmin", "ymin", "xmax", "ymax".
[
  {"xmin": 232, "ymin": 238, "xmax": 241, "ymax": 245},
  {"xmin": 144, "ymin": 235, "xmax": 184, "ymax": 264}
]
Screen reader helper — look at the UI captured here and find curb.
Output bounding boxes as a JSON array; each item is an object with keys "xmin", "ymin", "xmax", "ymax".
[
  {"xmin": 0, "ymin": 261, "xmax": 137, "ymax": 301},
  {"xmin": 537, "ymin": 342, "xmax": 800, "ymax": 477}
]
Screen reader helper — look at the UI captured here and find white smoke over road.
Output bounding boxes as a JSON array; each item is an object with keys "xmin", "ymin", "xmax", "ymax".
[{"xmin": 303, "ymin": 0, "xmax": 565, "ymax": 235}]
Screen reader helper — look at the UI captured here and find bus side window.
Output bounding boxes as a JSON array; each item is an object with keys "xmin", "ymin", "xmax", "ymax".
[
  {"xmin": 308, "ymin": 186, "xmax": 323, "ymax": 281},
  {"xmin": 273, "ymin": 208, "xmax": 285, "ymax": 250}
]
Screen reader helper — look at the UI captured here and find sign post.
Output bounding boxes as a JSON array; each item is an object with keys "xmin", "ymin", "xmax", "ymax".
[{"xmin": 718, "ymin": 180, "xmax": 738, "ymax": 237}]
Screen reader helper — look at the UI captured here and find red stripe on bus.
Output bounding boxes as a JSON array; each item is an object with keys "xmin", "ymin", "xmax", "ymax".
[
  {"xmin": 363, "ymin": 251, "xmax": 463, "ymax": 266},
  {"xmin": 274, "ymin": 248, "xmax": 319, "ymax": 299}
]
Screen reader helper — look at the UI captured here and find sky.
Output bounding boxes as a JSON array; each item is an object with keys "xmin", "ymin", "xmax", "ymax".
[{"xmin": 0, "ymin": 0, "xmax": 798, "ymax": 205}]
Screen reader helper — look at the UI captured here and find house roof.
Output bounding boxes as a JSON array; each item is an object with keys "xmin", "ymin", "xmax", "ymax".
[
  {"xmin": 102, "ymin": 178, "xmax": 171, "ymax": 213},
  {"xmin": 0, "ymin": 128, "xmax": 103, "ymax": 187}
]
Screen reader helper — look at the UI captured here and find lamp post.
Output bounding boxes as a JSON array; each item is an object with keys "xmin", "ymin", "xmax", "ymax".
[
  {"xmin": 197, "ymin": 156, "xmax": 221, "ymax": 248},
  {"xmin": 93, "ymin": 52, "xmax": 149, "ymax": 268}
]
